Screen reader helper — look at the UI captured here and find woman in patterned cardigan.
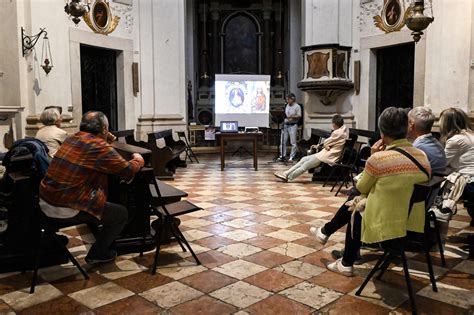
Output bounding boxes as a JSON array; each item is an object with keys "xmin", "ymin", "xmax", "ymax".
[{"xmin": 326, "ymin": 107, "xmax": 431, "ymax": 277}]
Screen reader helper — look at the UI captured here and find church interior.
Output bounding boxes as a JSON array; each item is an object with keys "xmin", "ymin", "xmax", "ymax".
[{"xmin": 0, "ymin": 0, "xmax": 473, "ymax": 314}]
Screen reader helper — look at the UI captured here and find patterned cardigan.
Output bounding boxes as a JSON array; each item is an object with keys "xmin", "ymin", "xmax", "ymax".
[{"xmin": 356, "ymin": 139, "xmax": 431, "ymax": 244}]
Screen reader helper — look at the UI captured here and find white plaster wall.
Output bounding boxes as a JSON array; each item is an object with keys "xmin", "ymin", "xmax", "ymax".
[
  {"xmin": 151, "ymin": 0, "xmax": 186, "ymax": 119},
  {"xmin": 424, "ymin": 0, "xmax": 473, "ymax": 115}
]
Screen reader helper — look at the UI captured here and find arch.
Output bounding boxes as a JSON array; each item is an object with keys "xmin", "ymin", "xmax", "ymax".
[{"xmin": 220, "ymin": 11, "xmax": 262, "ymax": 74}]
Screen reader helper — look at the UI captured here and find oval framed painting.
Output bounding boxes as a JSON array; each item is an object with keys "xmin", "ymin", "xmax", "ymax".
[{"xmin": 92, "ymin": 0, "xmax": 111, "ymax": 31}]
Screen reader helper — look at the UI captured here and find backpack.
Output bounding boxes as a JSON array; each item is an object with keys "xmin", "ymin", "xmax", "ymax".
[{"xmin": 429, "ymin": 172, "xmax": 469, "ymax": 222}]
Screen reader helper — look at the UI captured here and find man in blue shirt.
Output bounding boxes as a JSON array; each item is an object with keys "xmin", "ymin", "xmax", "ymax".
[{"xmin": 407, "ymin": 107, "xmax": 446, "ymax": 174}]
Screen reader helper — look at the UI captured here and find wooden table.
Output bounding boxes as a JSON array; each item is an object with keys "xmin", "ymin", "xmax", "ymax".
[{"xmin": 217, "ymin": 132, "xmax": 262, "ymax": 171}]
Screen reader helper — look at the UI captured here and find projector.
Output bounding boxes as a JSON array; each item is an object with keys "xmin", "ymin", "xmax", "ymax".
[{"xmin": 245, "ymin": 127, "xmax": 259, "ymax": 133}]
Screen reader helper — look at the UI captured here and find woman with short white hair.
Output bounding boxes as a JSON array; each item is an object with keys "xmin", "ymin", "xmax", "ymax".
[{"xmin": 36, "ymin": 107, "xmax": 68, "ymax": 159}]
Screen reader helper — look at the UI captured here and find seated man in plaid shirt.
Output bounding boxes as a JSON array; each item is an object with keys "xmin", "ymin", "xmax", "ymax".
[{"xmin": 39, "ymin": 111, "xmax": 145, "ymax": 264}]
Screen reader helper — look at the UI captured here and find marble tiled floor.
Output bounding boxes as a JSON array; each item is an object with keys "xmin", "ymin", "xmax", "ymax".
[{"xmin": 1, "ymin": 154, "xmax": 473, "ymax": 314}]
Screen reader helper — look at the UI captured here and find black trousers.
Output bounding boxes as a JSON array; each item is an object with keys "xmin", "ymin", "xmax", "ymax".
[
  {"xmin": 323, "ymin": 188, "xmax": 360, "ymax": 236},
  {"xmin": 342, "ymin": 212, "xmax": 362, "ymax": 266},
  {"xmin": 48, "ymin": 202, "xmax": 127, "ymax": 257}
]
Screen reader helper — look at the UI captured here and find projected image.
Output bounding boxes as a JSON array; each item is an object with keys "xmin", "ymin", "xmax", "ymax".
[
  {"xmin": 215, "ymin": 74, "xmax": 271, "ymax": 128},
  {"xmin": 216, "ymin": 80, "xmax": 270, "ymax": 114}
]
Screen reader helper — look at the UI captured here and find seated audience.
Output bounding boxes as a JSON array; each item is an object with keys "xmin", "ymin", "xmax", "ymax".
[
  {"xmin": 39, "ymin": 111, "xmax": 145, "ymax": 264},
  {"xmin": 274, "ymin": 114, "xmax": 348, "ymax": 182},
  {"xmin": 439, "ymin": 107, "xmax": 474, "ymax": 226},
  {"xmin": 35, "ymin": 108, "xmax": 68, "ymax": 159},
  {"xmin": 322, "ymin": 107, "xmax": 430, "ymax": 276},
  {"xmin": 407, "ymin": 107, "xmax": 446, "ymax": 174},
  {"xmin": 311, "ymin": 107, "xmax": 446, "ymax": 253}
]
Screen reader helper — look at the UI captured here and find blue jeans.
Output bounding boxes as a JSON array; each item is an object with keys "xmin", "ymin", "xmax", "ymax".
[{"xmin": 280, "ymin": 124, "xmax": 298, "ymax": 159}]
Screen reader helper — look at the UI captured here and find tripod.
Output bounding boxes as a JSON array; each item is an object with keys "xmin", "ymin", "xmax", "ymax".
[{"xmin": 270, "ymin": 109, "xmax": 286, "ymax": 162}]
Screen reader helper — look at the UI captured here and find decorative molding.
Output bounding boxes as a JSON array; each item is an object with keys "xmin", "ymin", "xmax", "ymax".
[
  {"xmin": 110, "ymin": 1, "xmax": 133, "ymax": 34},
  {"xmin": 306, "ymin": 52, "xmax": 330, "ymax": 79},
  {"xmin": 83, "ymin": 0, "xmax": 120, "ymax": 35},
  {"xmin": 373, "ymin": 0, "xmax": 412, "ymax": 33}
]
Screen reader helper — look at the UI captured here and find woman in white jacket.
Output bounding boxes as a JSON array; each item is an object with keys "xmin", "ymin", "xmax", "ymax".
[
  {"xmin": 439, "ymin": 107, "xmax": 474, "ymax": 226},
  {"xmin": 274, "ymin": 114, "xmax": 349, "ymax": 182}
]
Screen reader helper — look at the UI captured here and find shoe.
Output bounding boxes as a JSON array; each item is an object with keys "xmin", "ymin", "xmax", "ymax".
[
  {"xmin": 326, "ymin": 258, "xmax": 354, "ymax": 277},
  {"xmin": 274, "ymin": 172, "xmax": 288, "ymax": 182},
  {"xmin": 310, "ymin": 226, "xmax": 328, "ymax": 245},
  {"xmin": 288, "ymin": 157, "xmax": 294, "ymax": 162},
  {"xmin": 85, "ymin": 250, "xmax": 117, "ymax": 265},
  {"xmin": 331, "ymin": 249, "xmax": 363, "ymax": 265},
  {"xmin": 276, "ymin": 156, "xmax": 286, "ymax": 162}
]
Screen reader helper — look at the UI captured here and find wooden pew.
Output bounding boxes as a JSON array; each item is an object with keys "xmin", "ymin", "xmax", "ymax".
[
  {"xmin": 112, "ymin": 129, "xmax": 148, "ymax": 148},
  {"xmin": 297, "ymin": 128, "xmax": 332, "ymax": 158},
  {"xmin": 147, "ymin": 129, "xmax": 187, "ymax": 180}
]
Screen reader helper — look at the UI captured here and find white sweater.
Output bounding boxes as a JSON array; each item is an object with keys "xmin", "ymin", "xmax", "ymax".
[{"xmin": 445, "ymin": 131, "xmax": 474, "ymax": 181}]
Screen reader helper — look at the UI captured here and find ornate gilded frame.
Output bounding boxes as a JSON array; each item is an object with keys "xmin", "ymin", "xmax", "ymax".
[
  {"xmin": 84, "ymin": 0, "xmax": 120, "ymax": 35},
  {"xmin": 374, "ymin": 0, "xmax": 412, "ymax": 33}
]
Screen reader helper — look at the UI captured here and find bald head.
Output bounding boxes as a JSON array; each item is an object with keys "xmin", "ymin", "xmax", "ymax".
[{"xmin": 79, "ymin": 111, "xmax": 109, "ymax": 136}]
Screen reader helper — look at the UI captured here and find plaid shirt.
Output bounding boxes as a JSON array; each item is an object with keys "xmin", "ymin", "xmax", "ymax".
[{"xmin": 40, "ymin": 131, "xmax": 142, "ymax": 219}]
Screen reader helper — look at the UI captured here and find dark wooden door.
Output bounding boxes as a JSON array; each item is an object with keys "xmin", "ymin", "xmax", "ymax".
[
  {"xmin": 376, "ymin": 43, "xmax": 414, "ymax": 125},
  {"xmin": 80, "ymin": 45, "xmax": 118, "ymax": 131}
]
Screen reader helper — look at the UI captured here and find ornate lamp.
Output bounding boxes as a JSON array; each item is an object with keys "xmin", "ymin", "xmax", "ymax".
[
  {"xmin": 21, "ymin": 27, "xmax": 53, "ymax": 75},
  {"xmin": 64, "ymin": 0, "xmax": 90, "ymax": 25},
  {"xmin": 41, "ymin": 33, "xmax": 53, "ymax": 75},
  {"xmin": 405, "ymin": 0, "xmax": 434, "ymax": 42}
]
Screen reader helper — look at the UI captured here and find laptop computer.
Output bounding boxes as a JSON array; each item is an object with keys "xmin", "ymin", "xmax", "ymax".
[{"xmin": 220, "ymin": 121, "xmax": 239, "ymax": 133}]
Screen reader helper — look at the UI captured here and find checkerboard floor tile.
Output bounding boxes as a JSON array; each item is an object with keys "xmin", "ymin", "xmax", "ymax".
[{"xmin": 1, "ymin": 154, "xmax": 473, "ymax": 314}]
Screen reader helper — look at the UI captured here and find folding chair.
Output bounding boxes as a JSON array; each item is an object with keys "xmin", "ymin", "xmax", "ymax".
[
  {"xmin": 322, "ymin": 136, "xmax": 358, "ymax": 195},
  {"xmin": 356, "ymin": 176, "xmax": 444, "ymax": 314},
  {"xmin": 177, "ymin": 131, "xmax": 199, "ymax": 163},
  {"xmin": 146, "ymin": 169, "xmax": 202, "ymax": 274}
]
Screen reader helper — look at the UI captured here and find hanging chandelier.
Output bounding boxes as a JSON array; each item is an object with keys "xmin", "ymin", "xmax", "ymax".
[{"xmin": 405, "ymin": 0, "xmax": 434, "ymax": 42}]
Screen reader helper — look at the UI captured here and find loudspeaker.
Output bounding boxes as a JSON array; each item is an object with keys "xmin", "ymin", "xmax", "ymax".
[{"xmin": 197, "ymin": 107, "xmax": 213, "ymax": 125}]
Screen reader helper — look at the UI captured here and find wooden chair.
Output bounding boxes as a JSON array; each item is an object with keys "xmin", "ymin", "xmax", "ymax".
[
  {"xmin": 0, "ymin": 161, "xmax": 88, "ymax": 294},
  {"xmin": 147, "ymin": 130, "xmax": 187, "ymax": 180},
  {"xmin": 145, "ymin": 169, "xmax": 202, "ymax": 274},
  {"xmin": 111, "ymin": 129, "xmax": 147, "ymax": 148},
  {"xmin": 356, "ymin": 176, "xmax": 445, "ymax": 314}
]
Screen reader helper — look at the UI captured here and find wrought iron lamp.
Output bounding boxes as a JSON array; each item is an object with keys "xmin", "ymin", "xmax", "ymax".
[
  {"xmin": 21, "ymin": 27, "xmax": 54, "ymax": 75},
  {"xmin": 64, "ymin": 0, "xmax": 90, "ymax": 25},
  {"xmin": 405, "ymin": 0, "xmax": 434, "ymax": 43}
]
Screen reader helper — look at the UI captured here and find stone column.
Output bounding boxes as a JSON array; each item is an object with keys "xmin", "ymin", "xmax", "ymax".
[
  {"xmin": 263, "ymin": 8, "xmax": 272, "ymax": 75},
  {"xmin": 210, "ymin": 4, "xmax": 220, "ymax": 75},
  {"xmin": 137, "ymin": 0, "xmax": 187, "ymax": 139}
]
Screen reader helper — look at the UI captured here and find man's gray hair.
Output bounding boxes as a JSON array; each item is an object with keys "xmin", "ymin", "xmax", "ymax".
[
  {"xmin": 40, "ymin": 108, "xmax": 61, "ymax": 126},
  {"xmin": 408, "ymin": 107, "xmax": 435, "ymax": 133}
]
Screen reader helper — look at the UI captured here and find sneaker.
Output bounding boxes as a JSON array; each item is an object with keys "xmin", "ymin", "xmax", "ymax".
[
  {"xmin": 331, "ymin": 249, "xmax": 363, "ymax": 265},
  {"xmin": 276, "ymin": 156, "xmax": 286, "ymax": 162},
  {"xmin": 85, "ymin": 250, "xmax": 117, "ymax": 265},
  {"xmin": 274, "ymin": 172, "xmax": 288, "ymax": 182},
  {"xmin": 326, "ymin": 258, "xmax": 354, "ymax": 277},
  {"xmin": 310, "ymin": 226, "xmax": 328, "ymax": 245},
  {"xmin": 288, "ymin": 157, "xmax": 294, "ymax": 162}
]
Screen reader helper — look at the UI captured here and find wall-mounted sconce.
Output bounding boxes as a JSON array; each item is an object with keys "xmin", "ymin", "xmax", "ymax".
[
  {"xmin": 406, "ymin": 0, "xmax": 434, "ymax": 43},
  {"xmin": 64, "ymin": 0, "xmax": 90, "ymax": 26},
  {"xmin": 21, "ymin": 27, "xmax": 54, "ymax": 75}
]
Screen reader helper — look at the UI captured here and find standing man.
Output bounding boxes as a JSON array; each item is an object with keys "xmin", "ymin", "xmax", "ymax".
[
  {"xmin": 39, "ymin": 111, "xmax": 145, "ymax": 264},
  {"xmin": 278, "ymin": 93, "xmax": 301, "ymax": 162}
]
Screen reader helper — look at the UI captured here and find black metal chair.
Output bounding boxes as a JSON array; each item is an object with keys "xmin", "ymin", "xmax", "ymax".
[
  {"xmin": 177, "ymin": 131, "xmax": 199, "ymax": 163},
  {"xmin": 322, "ymin": 136, "xmax": 358, "ymax": 195},
  {"xmin": 356, "ymin": 176, "xmax": 445, "ymax": 314}
]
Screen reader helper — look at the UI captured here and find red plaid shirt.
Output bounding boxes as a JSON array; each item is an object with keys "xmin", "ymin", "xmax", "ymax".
[{"xmin": 40, "ymin": 131, "xmax": 142, "ymax": 219}]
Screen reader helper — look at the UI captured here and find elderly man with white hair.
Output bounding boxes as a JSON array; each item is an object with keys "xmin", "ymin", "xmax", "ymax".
[{"xmin": 36, "ymin": 107, "xmax": 68, "ymax": 159}]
